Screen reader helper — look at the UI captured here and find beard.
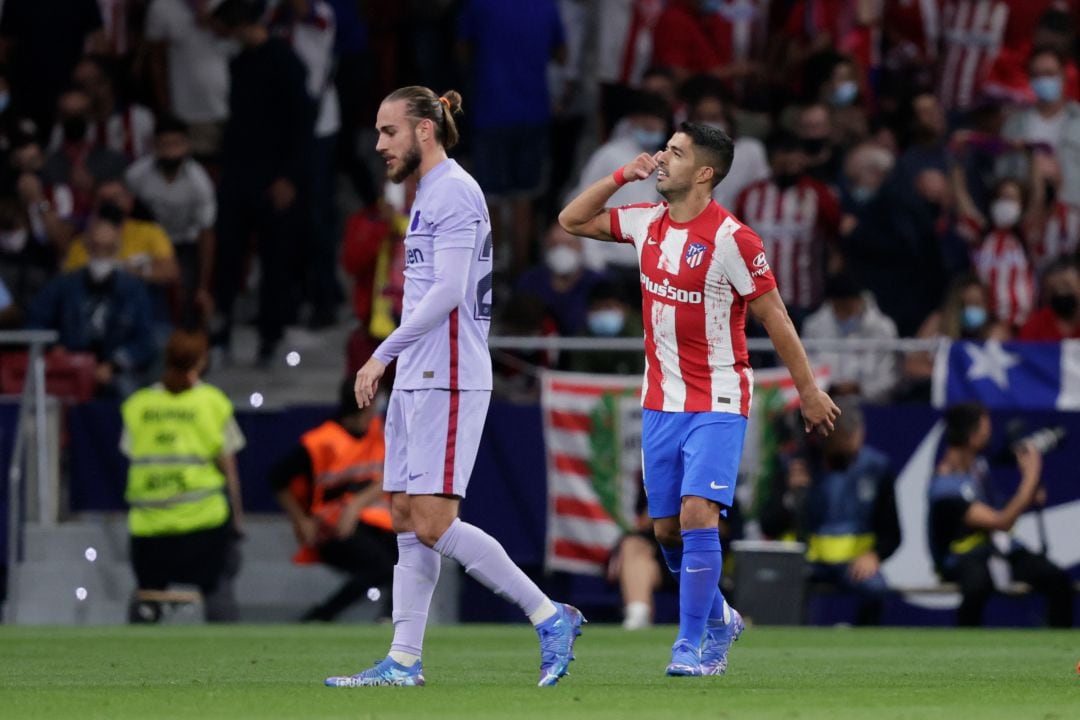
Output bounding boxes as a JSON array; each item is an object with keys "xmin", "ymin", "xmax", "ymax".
[
  {"xmin": 388, "ymin": 141, "xmax": 422, "ymax": 183},
  {"xmin": 657, "ymin": 178, "xmax": 686, "ymax": 202}
]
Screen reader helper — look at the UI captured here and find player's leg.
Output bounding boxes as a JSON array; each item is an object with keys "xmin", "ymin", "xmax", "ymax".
[
  {"xmin": 617, "ymin": 533, "xmax": 661, "ymax": 629},
  {"xmin": 406, "ymin": 389, "xmax": 583, "ymax": 685},
  {"xmin": 679, "ymin": 415, "xmax": 747, "ymax": 676},
  {"xmin": 326, "ymin": 391, "xmax": 435, "ymax": 687}
]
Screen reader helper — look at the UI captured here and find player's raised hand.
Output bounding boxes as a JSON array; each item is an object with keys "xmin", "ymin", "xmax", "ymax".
[
  {"xmin": 354, "ymin": 357, "xmax": 386, "ymax": 409},
  {"xmin": 800, "ymin": 388, "xmax": 840, "ymax": 436},
  {"xmin": 619, "ymin": 152, "xmax": 661, "ymax": 183}
]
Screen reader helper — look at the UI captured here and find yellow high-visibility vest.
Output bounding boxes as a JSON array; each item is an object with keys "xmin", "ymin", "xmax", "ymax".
[{"xmin": 122, "ymin": 384, "xmax": 236, "ymax": 537}]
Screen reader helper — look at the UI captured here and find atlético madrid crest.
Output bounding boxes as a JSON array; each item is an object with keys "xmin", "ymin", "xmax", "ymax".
[{"xmin": 685, "ymin": 243, "xmax": 706, "ymax": 269}]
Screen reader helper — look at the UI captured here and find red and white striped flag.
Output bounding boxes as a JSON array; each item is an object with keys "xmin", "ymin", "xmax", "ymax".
[{"xmin": 542, "ymin": 371, "xmax": 642, "ymax": 575}]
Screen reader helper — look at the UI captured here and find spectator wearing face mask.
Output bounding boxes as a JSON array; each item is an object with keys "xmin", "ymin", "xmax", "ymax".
[
  {"xmin": 0, "ymin": 198, "xmax": 53, "ymax": 327},
  {"xmin": 40, "ymin": 87, "xmax": 127, "ymax": 230},
  {"xmin": 735, "ymin": 129, "xmax": 841, "ymax": 324},
  {"xmin": 802, "ymin": 273, "xmax": 899, "ymax": 403},
  {"xmin": 46, "ymin": 55, "xmax": 156, "ymax": 162},
  {"xmin": 515, "ymin": 223, "xmax": 608, "ymax": 338},
  {"xmin": 795, "ymin": 103, "xmax": 842, "ymax": 187},
  {"xmin": 814, "ymin": 53, "xmax": 868, "ymax": 152},
  {"xmin": 126, "ymin": 116, "xmax": 217, "ymax": 323},
  {"xmin": 26, "ymin": 204, "xmax": 158, "ymax": 397},
  {"xmin": 971, "ymin": 178, "xmax": 1035, "ymax": 329},
  {"xmin": 840, "ymin": 142, "xmax": 894, "ymax": 222},
  {"xmin": 999, "ymin": 47, "xmax": 1080, "ymax": 207},
  {"xmin": 63, "ymin": 180, "xmax": 180, "ymax": 291},
  {"xmin": 569, "ymin": 279, "xmax": 644, "ymax": 376},
  {"xmin": 571, "ymin": 91, "xmax": 669, "ymax": 274},
  {"xmin": 1018, "ymin": 258, "xmax": 1080, "ymax": 341},
  {"xmin": 902, "ymin": 273, "xmax": 1010, "ymax": 400}
]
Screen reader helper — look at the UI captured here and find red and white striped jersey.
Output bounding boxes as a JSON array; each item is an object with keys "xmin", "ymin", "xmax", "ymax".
[
  {"xmin": 48, "ymin": 105, "xmax": 155, "ymax": 161},
  {"xmin": 973, "ymin": 230, "xmax": 1034, "ymax": 327},
  {"xmin": 609, "ymin": 200, "xmax": 776, "ymax": 416},
  {"xmin": 1030, "ymin": 202, "xmax": 1080, "ymax": 271},
  {"xmin": 734, "ymin": 177, "xmax": 839, "ymax": 310},
  {"xmin": 596, "ymin": 0, "xmax": 664, "ymax": 85},
  {"xmin": 884, "ymin": 0, "xmax": 943, "ymax": 63},
  {"xmin": 938, "ymin": 0, "xmax": 1009, "ymax": 112}
]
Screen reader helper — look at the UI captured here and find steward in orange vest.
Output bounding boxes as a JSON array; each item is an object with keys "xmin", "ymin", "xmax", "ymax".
[{"xmin": 269, "ymin": 382, "xmax": 396, "ymax": 621}]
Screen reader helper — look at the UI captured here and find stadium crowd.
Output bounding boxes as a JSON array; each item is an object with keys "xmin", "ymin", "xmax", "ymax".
[{"xmin": 0, "ymin": 0, "xmax": 1075, "ymax": 398}]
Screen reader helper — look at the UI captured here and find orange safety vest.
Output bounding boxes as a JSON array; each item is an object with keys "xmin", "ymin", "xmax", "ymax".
[{"xmin": 297, "ymin": 417, "xmax": 392, "ymax": 532}]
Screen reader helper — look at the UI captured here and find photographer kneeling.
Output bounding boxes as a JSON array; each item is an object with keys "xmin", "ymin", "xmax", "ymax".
[{"xmin": 929, "ymin": 403, "xmax": 1073, "ymax": 627}]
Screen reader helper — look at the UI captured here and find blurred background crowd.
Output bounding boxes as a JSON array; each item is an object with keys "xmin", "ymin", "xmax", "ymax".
[{"xmin": 0, "ymin": 0, "xmax": 1076, "ymax": 405}]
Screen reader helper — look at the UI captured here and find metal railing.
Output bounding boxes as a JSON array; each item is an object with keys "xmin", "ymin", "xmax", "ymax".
[
  {"xmin": 3, "ymin": 330, "xmax": 58, "ymax": 623},
  {"xmin": 488, "ymin": 335, "xmax": 946, "ymax": 353}
]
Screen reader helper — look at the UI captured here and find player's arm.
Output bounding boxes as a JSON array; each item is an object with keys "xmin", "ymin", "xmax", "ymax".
[
  {"xmin": 963, "ymin": 446, "xmax": 1042, "ymax": 532},
  {"xmin": 558, "ymin": 152, "xmax": 660, "ymax": 241},
  {"xmin": 354, "ymin": 244, "xmax": 473, "ymax": 407},
  {"xmin": 748, "ymin": 288, "xmax": 840, "ymax": 435}
]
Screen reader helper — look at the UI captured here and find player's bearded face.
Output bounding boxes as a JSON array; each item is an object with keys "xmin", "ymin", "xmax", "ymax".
[
  {"xmin": 389, "ymin": 132, "xmax": 422, "ymax": 183},
  {"xmin": 656, "ymin": 147, "xmax": 692, "ymax": 200}
]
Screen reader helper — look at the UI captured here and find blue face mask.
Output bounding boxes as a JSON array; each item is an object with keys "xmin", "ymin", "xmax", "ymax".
[
  {"xmin": 962, "ymin": 305, "xmax": 987, "ymax": 330},
  {"xmin": 1031, "ymin": 75, "xmax": 1064, "ymax": 104},
  {"xmin": 632, "ymin": 128, "xmax": 666, "ymax": 151},
  {"xmin": 830, "ymin": 81, "xmax": 859, "ymax": 107},
  {"xmin": 837, "ymin": 316, "xmax": 861, "ymax": 335},
  {"xmin": 850, "ymin": 185, "xmax": 875, "ymax": 204},
  {"xmin": 588, "ymin": 309, "xmax": 626, "ymax": 337}
]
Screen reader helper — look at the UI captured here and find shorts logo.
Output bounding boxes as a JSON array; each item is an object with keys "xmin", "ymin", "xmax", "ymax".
[
  {"xmin": 685, "ymin": 243, "xmax": 707, "ymax": 269},
  {"xmin": 410, "ymin": 211, "xmax": 420, "ymax": 232}
]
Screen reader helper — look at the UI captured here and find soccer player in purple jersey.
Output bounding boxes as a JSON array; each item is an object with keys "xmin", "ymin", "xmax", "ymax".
[{"xmin": 324, "ymin": 86, "xmax": 583, "ymax": 688}]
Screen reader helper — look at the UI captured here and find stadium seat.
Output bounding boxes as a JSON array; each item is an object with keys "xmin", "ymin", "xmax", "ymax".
[{"xmin": 0, "ymin": 350, "xmax": 97, "ymax": 403}]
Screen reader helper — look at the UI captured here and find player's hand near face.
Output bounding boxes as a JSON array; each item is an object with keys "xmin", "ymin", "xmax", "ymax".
[
  {"xmin": 800, "ymin": 388, "xmax": 840, "ymax": 435},
  {"xmin": 354, "ymin": 357, "xmax": 386, "ymax": 409},
  {"xmin": 620, "ymin": 151, "xmax": 662, "ymax": 183}
]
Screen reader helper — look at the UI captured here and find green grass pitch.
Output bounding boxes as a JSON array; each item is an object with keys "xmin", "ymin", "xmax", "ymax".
[{"xmin": 2, "ymin": 624, "xmax": 1077, "ymax": 719}]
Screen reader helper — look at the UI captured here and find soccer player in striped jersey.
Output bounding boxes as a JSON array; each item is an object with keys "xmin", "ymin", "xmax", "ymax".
[
  {"xmin": 325, "ymin": 86, "xmax": 582, "ymax": 689},
  {"xmin": 560, "ymin": 122, "xmax": 839, "ymax": 676}
]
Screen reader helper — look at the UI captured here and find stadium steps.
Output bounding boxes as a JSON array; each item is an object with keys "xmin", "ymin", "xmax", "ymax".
[{"xmin": 7, "ymin": 516, "xmax": 459, "ymax": 624}]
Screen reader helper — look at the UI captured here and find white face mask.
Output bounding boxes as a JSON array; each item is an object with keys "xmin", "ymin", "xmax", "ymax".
[
  {"xmin": 546, "ymin": 245, "xmax": 582, "ymax": 276},
  {"xmin": 87, "ymin": 258, "xmax": 118, "ymax": 282},
  {"xmin": 989, "ymin": 198, "xmax": 1021, "ymax": 229},
  {"xmin": 0, "ymin": 228, "xmax": 28, "ymax": 253}
]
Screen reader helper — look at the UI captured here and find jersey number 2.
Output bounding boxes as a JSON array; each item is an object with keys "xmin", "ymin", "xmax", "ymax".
[{"xmin": 474, "ymin": 231, "xmax": 493, "ymax": 320}]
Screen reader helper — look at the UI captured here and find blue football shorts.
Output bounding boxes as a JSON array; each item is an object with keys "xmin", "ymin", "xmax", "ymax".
[{"xmin": 641, "ymin": 409, "xmax": 747, "ymax": 519}]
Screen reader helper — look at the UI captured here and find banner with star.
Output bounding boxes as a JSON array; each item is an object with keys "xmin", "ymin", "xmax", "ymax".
[{"xmin": 932, "ymin": 340, "xmax": 1080, "ymax": 410}]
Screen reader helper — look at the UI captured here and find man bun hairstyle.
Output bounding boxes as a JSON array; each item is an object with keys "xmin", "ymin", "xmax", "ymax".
[
  {"xmin": 385, "ymin": 86, "xmax": 465, "ymax": 149},
  {"xmin": 679, "ymin": 121, "xmax": 734, "ymax": 188}
]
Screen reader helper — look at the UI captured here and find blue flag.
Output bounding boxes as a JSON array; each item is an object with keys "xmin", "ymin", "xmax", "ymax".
[{"xmin": 933, "ymin": 340, "xmax": 1080, "ymax": 410}]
